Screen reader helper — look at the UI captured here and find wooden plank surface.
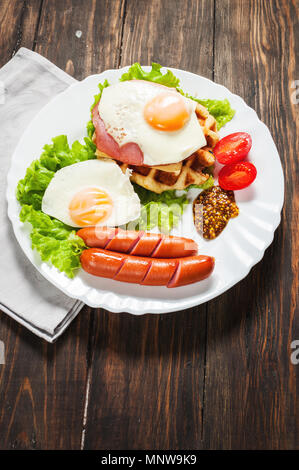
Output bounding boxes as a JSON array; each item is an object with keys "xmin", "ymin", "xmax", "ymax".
[
  {"xmin": 34, "ymin": 0, "xmax": 126, "ymax": 78},
  {"xmin": 203, "ymin": 0, "xmax": 299, "ymax": 450},
  {"xmin": 83, "ymin": 0, "xmax": 214, "ymax": 450},
  {"xmin": 0, "ymin": 312, "xmax": 90, "ymax": 449},
  {"xmin": 0, "ymin": 0, "xmax": 124, "ymax": 450},
  {"xmin": 0, "ymin": 0, "xmax": 42, "ymax": 68},
  {"xmin": 0, "ymin": 0, "xmax": 298, "ymax": 450}
]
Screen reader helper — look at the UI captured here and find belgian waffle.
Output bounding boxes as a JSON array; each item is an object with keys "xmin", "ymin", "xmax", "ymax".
[{"xmin": 94, "ymin": 102, "xmax": 219, "ymax": 194}]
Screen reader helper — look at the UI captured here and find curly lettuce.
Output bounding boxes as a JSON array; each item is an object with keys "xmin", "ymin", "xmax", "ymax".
[
  {"xmin": 131, "ymin": 184, "xmax": 188, "ymax": 233},
  {"xmin": 17, "ymin": 135, "xmax": 96, "ymax": 210},
  {"xmin": 187, "ymin": 175, "xmax": 214, "ymax": 191},
  {"xmin": 120, "ymin": 62, "xmax": 180, "ymax": 88},
  {"xmin": 129, "ymin": 174, "xmax": 214, "ymax": 233},
  {"xmin": 20, "ymin": 205, "xmax": 86, "ymax": 278},
  {"xmin": 16, "ymin": 135, "xmax": 96, "ymax": 277},
  {"xmin": 185, "ymin": 95, "xmax": 235, "ymax": 130},
  {"xmin": 86, "ymin": 79, "xmax": 110, "ymax": 140}
]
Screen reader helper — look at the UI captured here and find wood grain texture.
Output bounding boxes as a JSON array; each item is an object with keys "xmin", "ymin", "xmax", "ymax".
[
  {"xmin": 83, "ymin": 309, "xmax": 208, "ymax": 450},
  {"xmin": 83, "ymin": 0, "xmax": 215, "ymax": 450},
  {"xmin": 34, "ymin": 0, "xmax": 126, "ymax": 78},
  {"xmin": 203, "ymin": 0, "xmax": 299, "ymax": 450},
  {"xmin": 0, "ymin": 306, "xmax": 91, "ymax": 449},
  {"xmin": 0, "ymin": 0, "xmax": 125, "ymax": 450},
  {"xmin": 0, "ymin": 0, "xmax": 42, "ymax": 67},
  {"xmin": 0, "ymin": 0, "xmax": 298, "ymax": 450},
  {"xmin": 120, "ymin": 0, "xmax": 214, "ymax": 74}
]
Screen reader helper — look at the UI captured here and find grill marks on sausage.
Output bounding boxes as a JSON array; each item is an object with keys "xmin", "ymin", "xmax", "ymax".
[
  {"xmin": 77, "ymin": 227, "xmax": 198, "ymax": 258},
  {"xmin": 78, "ymin": 228, "xmax": 215, "ymax": 287},
  {"xmin": 114, "ymin": 255, "xmax": 149, "ymax": 283},
  {"xmin": 80, "ymin": 248, "xmax": 215, "ymax": 288},
  {"xmin": 104, "ymin": 229, "xmax": 144, "ymax": 254},
  {"xmin": 150, "ymin": 237, "xmax": 164, "ymax": 258}
]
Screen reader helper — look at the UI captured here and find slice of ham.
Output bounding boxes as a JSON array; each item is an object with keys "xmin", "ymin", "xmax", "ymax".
[{"xmin": 92, "ymin": 104, "xmax": 144, "ymax": 165}]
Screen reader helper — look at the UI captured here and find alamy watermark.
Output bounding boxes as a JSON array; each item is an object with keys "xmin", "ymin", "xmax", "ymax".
[
  {"xmin": 93, "ymin": 201, "xmax": 204, "ymax": 239},
  {"xmin": 291, "ymin": 80, "xmax": 299, "ymax": 104},
  {"xmin": 0, "ymin": 341, "xmax": 4, "ymax": 364},
  {"xmin": 290, "ymin": 340, "xmax": 299, "ymax": 365}
]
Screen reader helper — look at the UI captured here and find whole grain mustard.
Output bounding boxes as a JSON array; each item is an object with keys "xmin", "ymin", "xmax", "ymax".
[{"xmin": 193, "ymin": 185, "xmax": 239, "ymax": 239}]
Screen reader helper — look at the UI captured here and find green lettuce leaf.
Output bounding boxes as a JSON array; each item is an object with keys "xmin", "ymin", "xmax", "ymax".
[
  {"xmin": 185, "ymin": 95, "xmax": 235, "ymax": 129},
  {"xmin": 119, "ymin": 62, "xmax": 180, "ymax": 88},
  {"xmin": 130, "ymin": 184, "xmax": 188, "ymax": 233},
  {"xmin": 90, "ymin": 79, "xmax": 110, "ymax": 110},
  {"xmin": 16, "ymin": 135, "xmax": 95, "ymax": 277},
  {"xmin": 130, "ymin": 175, "xmax": 214, "ymax": 232},
  {"xmin": 130, "ymin": 182, "xmax": 210, "ymax": 233},
  {"xmin": 186, "ymin": 175, "xmax": 214, "ymax": 191},
  {"xmin": 86, "ymin": 79, "xmax": 110, "ymax": 140},
  {"xmin": 16, "ymin": 160, "xmax": 54, "ymax": 210},
  {"xmin": 20, "ymin": 205, "xmax": 86, "ymax": 278},
  {"xmin": 17, "ymin": 135, "xmax": 96, "ymax": 210}
]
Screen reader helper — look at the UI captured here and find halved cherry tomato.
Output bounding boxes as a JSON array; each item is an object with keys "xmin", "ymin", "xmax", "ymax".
[
  {"xmin": 214, "ymin": 132, "xmax": 252, "ymax": 165},
  {"xmin": 218, "ymin": 162, "xmax": 257, "ymax": 190}
]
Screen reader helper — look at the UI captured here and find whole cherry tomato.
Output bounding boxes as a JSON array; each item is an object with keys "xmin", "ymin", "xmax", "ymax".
[
  {"xmin": 214, "ymin": 132, "xmax": 252, "ymax": 165},
  {"xmin": 218, "ymin": 161, "xmax": 257, "ymax": 190}
]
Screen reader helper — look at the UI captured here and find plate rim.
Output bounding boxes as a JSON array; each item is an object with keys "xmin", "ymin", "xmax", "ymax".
[{"xmin": 6, "ymin": 65, "xmax": 285, "ymax": 314}]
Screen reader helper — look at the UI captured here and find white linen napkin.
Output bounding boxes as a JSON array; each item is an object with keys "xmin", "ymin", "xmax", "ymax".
[{"xmin": 0, "ymin": 48, "xmax": 84, "ymax": 342}]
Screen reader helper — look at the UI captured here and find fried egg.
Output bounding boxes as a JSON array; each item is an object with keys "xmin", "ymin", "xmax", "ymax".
[
  {"xmin": 98, "ymin": 80, "xmax": 206, "ymax": 166},
  {"xmin": 41, "ymin": 159, "xmax": 141, "ymax": 227}
]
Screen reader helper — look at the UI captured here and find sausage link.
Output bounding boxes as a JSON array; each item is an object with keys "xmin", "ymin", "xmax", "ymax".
[
  {"xmin": 142, "ymin": 258, "xmax": 178, "ymax": 286},
  {"xmin": 77, "ymin": 227, "xmax": 197, "ymax": 258},
  {"xmin": 168, "ymin": 255, "xmax": 214, "ymax": 288},
  {"xmin": 114, "ymin": 255, "xmax": 149, "ymax": 284},
  {"xmin": 105, "ymin": 229, "xmax": 143, "ymax": 253},
  {"xmin": 80, "ymin": 248, "xmax": 214, "ymax": 288},
  {"xmin": 77, "ymin": 226, "xmax": 120, "ymax": 249}
]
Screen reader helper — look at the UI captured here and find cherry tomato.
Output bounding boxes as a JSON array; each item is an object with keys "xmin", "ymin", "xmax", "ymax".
[
  {"xmin": 218, "ymin": 162, "xmax": 257, "ymax": 190},
  {"xmin": 214, "ymin": 132, "xmax": 252, "ymax": 165}
]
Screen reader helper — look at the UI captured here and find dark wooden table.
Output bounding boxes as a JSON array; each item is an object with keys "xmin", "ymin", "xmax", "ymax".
[{"xmin": 0, "ymin": 0, "xmax": 298, "ymax": 450}]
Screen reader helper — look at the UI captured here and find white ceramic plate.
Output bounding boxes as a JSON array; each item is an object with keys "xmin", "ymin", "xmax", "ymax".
[{"xmin": 6, "ymin": 66, "xmax": 284, "ymax": 314}]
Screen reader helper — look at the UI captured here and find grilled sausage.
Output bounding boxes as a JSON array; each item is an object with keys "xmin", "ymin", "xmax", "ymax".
[
  {"xmin": 80, "ymin": 248, "xmax": 214, "ymax": 288},
  {"xmin": 77, "ymin": 227, "xmax": 198, "ymax": 258}
]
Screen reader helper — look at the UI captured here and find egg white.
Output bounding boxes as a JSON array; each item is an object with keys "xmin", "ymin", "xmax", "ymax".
[
  {"xmin": 98, "ymin": 80, "xmax": 207, "ymax": 166},
  {"xmin": 41, "ymin": 159, "xmax": 141, "ymax": 227}
]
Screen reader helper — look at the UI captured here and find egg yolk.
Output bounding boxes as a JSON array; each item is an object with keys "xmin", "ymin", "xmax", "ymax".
[
  {"xmin": 144, "ymin": 92, "xmax": 190, "ymax": 131},
  {"xmin": 69, "ymin": 187, "xmax": 113, "ymax": 226}
]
